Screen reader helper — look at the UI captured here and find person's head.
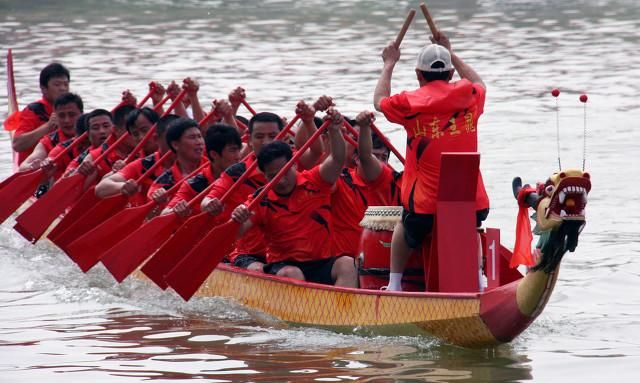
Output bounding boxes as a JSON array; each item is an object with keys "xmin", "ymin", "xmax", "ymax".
[
  {"xmin": 165, "ymin": 117, "xmax": 205, "ymax": 162},
  {"xmin": 205, "ymin": 123, "xmax": 242, "ymax": 170},
  {"xmin": 235, "ymin": 115, "xmax": 249, "ymax": 129},
  {"xmin": 248, "ymin": 112, "xmax": 283, "ymax": 154},
  {"xmin": 74, "ymin": 113, "xmax": 88, "ymax": 136},
  {"xmin": 113, "ymin": 104, "xmax": 136, "ymax": 133},
  {"xmin": 40, "ymin": 63, "xmax": 70, "ymax": 103},
  {"xmin": 155, "ymin": 114, "xmax": 181, "ymax": 154},
  {"xmin": 53, "ymin": 93, "xmax": 83, "ymax": 137},
  {"xmin": 257, "ymin": 140, "xmax": 296, "ymax": 196},
  {"xmin": 371, "ymin": 132, "xmax": 390, "ymax": 163},
  {"xmin": 86, "ymin": 109, "xmax": 114, "ymax": 147},
  {"xmin": 126, "ymin": 107, "xmax": 160, "ymax": 153},
  {"xmin": 415, "ymin": 44, "xmax": 454, "ymax": 85}
]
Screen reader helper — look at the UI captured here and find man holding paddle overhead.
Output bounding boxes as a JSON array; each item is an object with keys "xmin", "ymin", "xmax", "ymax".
[
  {"xmin": 11, "ymin": 63, "xmax": 71, "ymax": 165},
  {"xmin": 373, "ymin": 30, "xmax": 490, "ymax": 291},
  {"xmin": 231, "ymin": 108, "xmax": 358, "ymax": 288}
]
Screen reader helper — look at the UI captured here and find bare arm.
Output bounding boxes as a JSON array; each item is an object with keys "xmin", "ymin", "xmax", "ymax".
[
  {"xmin": 183, "ymin": 77, "xmax": 205, "ymax": 122},
  {"xmin": 356, "ymin": 111, "xmax": 383, "ymax": 182},
  {"xmin": 432, "ymin": 31, "xmax": 485, "ymax": 88},
  {"xmin": 318, "ymin": 108, "xmax": 346, "ymax": 184},
  {"xmin": 12, "ymin": 114, "xmax": 57, "ymax": 152},
  {"xmin": 373, "ymin": 42, "xmax": 401, "ymax": 112},
  {"xmin": 95, "ymin": 172, "xmax": 138, "ymax": 198},
  {"xmin": 295, "ymin": 100, "xmax": 324, "ymax": 170},
  {"xmin": 19, "ymin": 142, "xmax": 49, "ymax": 171}
]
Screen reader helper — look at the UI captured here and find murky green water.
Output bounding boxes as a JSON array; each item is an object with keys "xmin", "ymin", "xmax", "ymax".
[{"xmin": 1, "ymin": 0, "xmax": 639, "ymax": 381}]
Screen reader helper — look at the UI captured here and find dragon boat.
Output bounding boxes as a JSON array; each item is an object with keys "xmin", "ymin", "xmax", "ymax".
[
  {"xmin": 137, "ymin": 153, "xmax": 590, "ymax": 348},
  {"xmin": 3, "ymin": 50, "xmax": 591, "ymax": 348}
]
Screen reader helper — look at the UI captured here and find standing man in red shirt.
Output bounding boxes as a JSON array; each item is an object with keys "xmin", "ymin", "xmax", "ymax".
[
  {"xmin": 373, "ymin": 31, "xmax": 490, "ymax": 291},
  {"xmin": 231, "ymin": 109, "xmax": 357, "ymax": 288},
  {"xmin": 12, "ymin": 63, "xmax": 71, "ymax": 165}
]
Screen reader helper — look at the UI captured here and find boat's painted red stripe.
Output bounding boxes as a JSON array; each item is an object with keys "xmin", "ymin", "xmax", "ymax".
[{"xmin": 479, "ymin": 282, "xmax": 532, "ymax": 342}]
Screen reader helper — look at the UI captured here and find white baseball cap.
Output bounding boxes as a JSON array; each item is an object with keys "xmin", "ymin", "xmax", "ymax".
[{"xmin": 416, "ymin": 44, "xmax": 453, "ymax": 72}]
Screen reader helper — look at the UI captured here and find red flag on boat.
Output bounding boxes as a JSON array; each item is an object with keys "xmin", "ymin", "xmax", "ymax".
[{"xmin": 510, "ymin": 186, "xmax": 537, "ymax": 268}]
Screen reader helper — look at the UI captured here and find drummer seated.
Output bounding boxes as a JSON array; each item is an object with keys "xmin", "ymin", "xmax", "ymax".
[{"xmin": 231, "ymin": 112, "xmax": 357, "ymax": 288}]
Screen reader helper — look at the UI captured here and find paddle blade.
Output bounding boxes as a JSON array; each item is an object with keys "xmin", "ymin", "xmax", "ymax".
[
  {"xmin": 0, "ymin": 169, "xmax": 43, "ymax": 224},
  {"xmin": 13, "ymin": 174, "xmax": 84, "ymax": 243},
  {"xmin": 65, "ymin": 203, "xmax": 153, "ymax": 272},
  {"xmin": 141, "ymin": 212, "xmax": 215, "ymax": 289},
  {"xmin": 48, "ymin": 186, "xmax": 99, "ymax": 242},
  {"xmin": 100, "ymin": 214, "xmax": 179, "ymax": 282},
  {"xmin": 165, "ymin": 220, "xmax": 240, "ymax": 301},
  {"xmin": 50, "ymin": 194, "xmax": 127, "ymax": 250}
]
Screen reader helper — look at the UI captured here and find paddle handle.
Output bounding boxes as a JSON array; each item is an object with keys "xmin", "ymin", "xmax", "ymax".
[
  {"xmin": 136, "ymin": 82, "xmax": 157, "ymax": 107},
  {"xmin": 395, "ymin": 9, "xmax": 416, "ymax": 48},
  {"xmin": 420, "ymin": 3, "xmax": 439, "ymax": 36},
  {"xmin": 241, "ymin": 99, "xmax": 257, "ymax": 116},
  {"xmin": 125, "ymin": 89, "xmax": 188, "ymax": 163},
  {"xmin": 247, "ymin": 120, "xmax": 331, "ymax": 211},
  {"xmin": 49, "ymin": 131, "xmax": 89, "ymax": 163},
  {"xmin": 134, "ymin": 151, "xmax": 173, "ymax": 184},
  {"xmin": 153, "ymin": 93, "xmax": 172, "ymax": 113},
  {"xmin": 109, "ymin": 100, "xmax": 127, "ymax": 115}
]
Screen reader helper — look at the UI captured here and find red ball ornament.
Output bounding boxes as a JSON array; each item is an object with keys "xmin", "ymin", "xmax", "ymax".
[
  {"xmin": 579, "ymin": 94, "xmax": 588, "ymax": 103},
  {"xmin": 551, "ymin": 88, "xmax": 560, "ymax": 97}
]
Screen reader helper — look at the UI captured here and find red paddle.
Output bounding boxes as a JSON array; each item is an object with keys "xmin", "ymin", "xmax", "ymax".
[
  {"xmin": 46, "ymin": 91, "xmax": 187, "ymax": 243},
  {"xmin": 12, "ymin": 130, "xmax": 133, "ymax": 243},
  {"xmin": 99, "ymin": 162, "xmax": 209, "ymax": 280},
  {"xmin": 50, "ymin": 151, "xmax": 173, "ymax": 250},
  {"xmin": 0, "ymin": 132, "xmax": 90, "ymax": 224},
  {"xmin": 241, "ymin": 99, "xmax": 257, "ymax": 116},
  {"xmin": 65, "ymin": 162, "xmax": 207, "ymax": 273},
  {"xmin": 165, "ymin": 119, "xmax": 331, "ymax": 301}
]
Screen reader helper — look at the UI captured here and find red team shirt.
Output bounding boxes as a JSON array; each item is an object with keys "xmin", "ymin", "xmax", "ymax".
[
  {"xmin": 250, "ymin": 167, "xmax": 333, "ymax": 264},
  {"xmin": 146, "ymin": 156, "xmax": 209, "ymax": 200},
  {"xmin": 118, "ymin": 151, "xmax": 168, "ymax": 206},
  {"xmin": 166, "ymin": 165, "xmax": 216, "ymax": 211},
  {"xmin": 207, "ymin": 155, "xmax": 267, "ymax": 260},
  {"xmin": 380, "ymin": 79, "xmax": 489, "ymax": 214},
  {"xmin": 14, "ymin": 99, "xmax": 53, "ymax": 164}
]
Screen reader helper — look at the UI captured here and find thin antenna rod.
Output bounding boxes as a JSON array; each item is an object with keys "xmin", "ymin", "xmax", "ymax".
[
  {"xmin": 551, "ymin": 88, "xmax": 561, "ymax": 171},
  {"xmin": 580, "ymin": 94, "xmax": 588, "ymax": 170}
]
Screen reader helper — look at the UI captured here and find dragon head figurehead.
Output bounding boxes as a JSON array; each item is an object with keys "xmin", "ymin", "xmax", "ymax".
[
  {"xmin": 515, "ymin": 169, "xmax": 591, "ymax": 273},
  {"xmin": 535, "ymin": 169, "xmax": 591, "ymax": 232}
]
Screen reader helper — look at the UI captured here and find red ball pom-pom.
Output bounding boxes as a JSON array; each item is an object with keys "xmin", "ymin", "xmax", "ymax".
[
  {"xmin": 551, "ymin": 88, "xmax": 560, "ymax": 97},
  {"xmin": 579, "ymin": 94, "xmax": 588, "ymax": 103}
]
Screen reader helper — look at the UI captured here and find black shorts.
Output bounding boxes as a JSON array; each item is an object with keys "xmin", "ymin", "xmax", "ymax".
[
  {"xmin": 264, "ymin": 257, "xmax": 338, "ymax": 285},
  {"xmin": 401, "ymin": 208, "xmax": 490, "ymax": 249},
  {"xmin": 233, "ymin": 254, "xmax": 266, "ymax": 269}
]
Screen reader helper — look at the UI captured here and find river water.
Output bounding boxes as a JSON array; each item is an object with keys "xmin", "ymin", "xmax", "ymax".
[{"xmin": 1, "ymin": 0, "xmax": 639, "ymax": 382}]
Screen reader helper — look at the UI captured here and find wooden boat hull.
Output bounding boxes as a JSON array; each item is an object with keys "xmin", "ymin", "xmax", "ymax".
[{"xmin": 136, "ymin": 261, "xmax": 558, "ymax": 348}]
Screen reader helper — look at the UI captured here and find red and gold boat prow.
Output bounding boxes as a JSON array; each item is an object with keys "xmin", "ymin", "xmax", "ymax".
[{"xmin": 139, "ymin": 152, "xmax": 590, "ymax": 348}]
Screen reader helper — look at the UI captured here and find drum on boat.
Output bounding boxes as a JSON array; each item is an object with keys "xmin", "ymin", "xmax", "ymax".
[{"xmin": 358, "ymin": 206, "xmax": 425, "ymax": 291}]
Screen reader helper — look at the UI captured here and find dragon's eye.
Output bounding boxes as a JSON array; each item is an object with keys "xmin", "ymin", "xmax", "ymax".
[
  {"xmin": 559, "ymin": 172, "xmax": 566, "ymax": 178},
  {"xmin": 583, "ymin": 172, "xmax": 590, "ymax": 179},
  {"xmin": 545, "ymin": 185, "xmax": 555, "ymax": 195}
]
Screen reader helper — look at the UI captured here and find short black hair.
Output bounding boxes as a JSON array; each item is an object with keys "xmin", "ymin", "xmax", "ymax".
[
  {"xmin": 248, "ymin": 112, "xmax": 283, "ymax": 134},
  {"xmin": 165, "ymin": 117, "xmax": 199, "ymax": 153},
  {"xmin": 235, "ymin": 115, "xmax": 249, "ymax": 127},
  {"xmin": 39, "ymin": 63, "xmax": 70, "ymax": 88},
  {"xmin": 157, "ymin": 114, "xmax": 181, "ymax": 138},
  {"xmin": 420, "ymin": 62, "xmax": 452, "ymax": 82},
  {"xmin": 371, "ymin": 132, "xmax": 389, "ymax": 153},
  {"xmin": 205, "ymin": 123, "xmax": 242, "ymax": 160},
  {"xmin": 313, "ymin": 116, "xmax": 323, "ymax": 129},
  {"xmin": 86, "ymin": 109, "xmax": 113, "ymax": 128},
  {"xmin": 125, "ymin": 107, "xmax": 159, "ymax": 133},
  {"xmin": 75, "ymin": 113, "xmax": 89, "ymax": 136},
  {"xmin": 257, "ymin": 140, "xmax": 292, "ymax": 172},
  {"xmin": 54, "ymin": 92, "xmax": 83, "ymax": 112},
  {"xmin": 113, "ymin": 104, "xmax": 136, "ymax": 129}
]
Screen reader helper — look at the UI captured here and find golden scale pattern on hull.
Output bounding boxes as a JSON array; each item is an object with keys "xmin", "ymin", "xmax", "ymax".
[{"xmin": 190, "ymin": 265, "xmax": 500, "ymax": 347}]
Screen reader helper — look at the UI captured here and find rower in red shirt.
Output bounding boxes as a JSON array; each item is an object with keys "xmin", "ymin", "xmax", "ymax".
[
  {"xmin": 95, "ymin": 114, "xmax": 179, "ymax": 206},
  {"xmin": 12, "ymin": 63, "xmax": 70, "ymax": 165},
  {"xmin": 373, "ymin": 30, "xmax": 490, "ymax": 291},
  {"xmin": 231, "ymin": 108, "xmax": 357, "ymax": 288},
  {"xmin": 163, "ymin": 123, "xmax": 242, "ymax": 216},
  {"xmin": 146, "ymin": 117, "xmax": 209, "ymax": 216},
  {"xmin": 19, "ymin": 93, "xmax": 83, "ymax": 173}
]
